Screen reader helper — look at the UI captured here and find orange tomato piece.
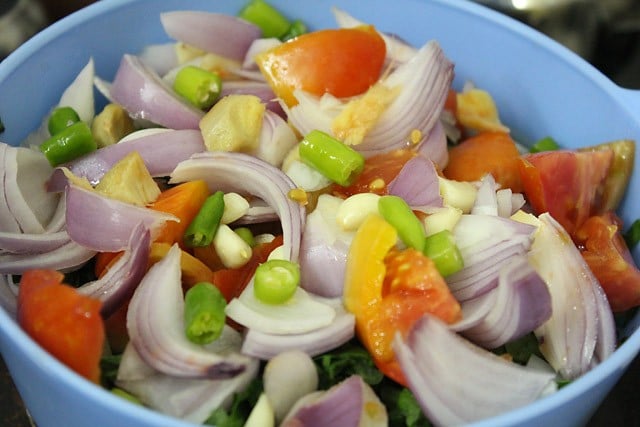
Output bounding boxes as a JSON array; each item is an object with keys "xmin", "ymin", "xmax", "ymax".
[
  {"xmin": 343, "ymin": 215, "xmax": 461, "ymax": 385},
  {"xmin": 256, "ymin": 26, "xmax": 386, "ymax": 106},
  {"xmin": 149, "ymin": 180, "xmax": 210, "ymax": 247},
  {"xmin": 443, "ymin": 131, "xmax": 523, "ymax": 192},
  {"xmin": 575, "ymin": 212, "xmax": 640, "ymax": 312},
  {"xmin": 148, "ymin": 242, "xmax": 216, "ymax": 289},
  {"xmin": 17, "ymin": 270, "xmax": 105, "ymax": 383},
  {"xmin": 332, "ymin": 148, "xmax": 417, "ymax": 197}
]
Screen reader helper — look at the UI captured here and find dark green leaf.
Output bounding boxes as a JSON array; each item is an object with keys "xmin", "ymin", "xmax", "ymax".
[
  {"xmin": 624, "ymin": 219, "xmax": 640, "ymax": 250},
  {"xmin": 504, "ymin": 333, "xmax": 543, "ymax": 365},
  {"xmin": 100, "ymin": 354, "xmax": 122, "ymax": 388},
  {"xmin": 378, "ymin": 379, "xmax": 431, "ymax": 427},
  {"xmin": 313, "ymin": 340, "xmax": 384, "ymax": 389},
  {"xmin": 204, "ymin": 376, "xmax": 263, "ymax": 426}
]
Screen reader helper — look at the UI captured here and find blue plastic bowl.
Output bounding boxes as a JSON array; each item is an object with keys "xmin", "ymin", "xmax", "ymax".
[{"xmin": 0, "ymin": 0, "xmax": 638, "ymax": 426}]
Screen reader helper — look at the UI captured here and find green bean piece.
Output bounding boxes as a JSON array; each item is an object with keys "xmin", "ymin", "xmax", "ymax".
[
  {"xmin": 254, "ymin": 259, "xmax": 300, "ymax": 304},
  {"xmin": 234, "ymin": 227, "xmax": 255, "ymax": 247},
  {"xmin": 281, "ymin": 19, "xmax": 308, "ymax": 41},
  {"xmin": 423, "ymin": 230, "xmax": 464, "ymax": 277},
  {"xmin": 40, "ymin": 121, "xmax": 97, "ymax": 166},
  {"xmin": 529, "ymin": 136, "xmax": 560, "ymax": 153},
  {"xmin": 299, "ymin": 130, "xmax": 365, "ymax": 186},
  {"xmin": 173, "ymin": 66, "xmax": 222, "ymax": 110},
  {"xmin": 184, "ymin": 191, "xmax": 225, "ymax": 248},
  {"xmin": 238, "ymin": 0, "xmax": 291, "ymax": 39},
  {"xmin": 48, "ymin": 106, "xmax": 81, "ymax": 135},
  {"xmin": 184, "ymin": 282, "xmax": 227, "ymax": 345},
  {"xmin": 378, "ymin": 195, "xmax": 426, "ymax": 252}
]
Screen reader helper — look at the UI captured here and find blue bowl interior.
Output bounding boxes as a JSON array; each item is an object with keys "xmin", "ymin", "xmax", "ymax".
[{"xmin": 0, "ymin": 0, "xmax": 639, "ymax": 426}]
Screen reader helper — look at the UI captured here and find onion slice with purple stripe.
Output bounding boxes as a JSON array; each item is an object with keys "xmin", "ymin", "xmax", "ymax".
[
  {"xmin": 78, "ymin": 223, "xmax": 150, "ymax": 317},
  {"xmin": 127, "ymin": 244, "xmax": 253, "ymax": 379},
  {"xmin": 394, "ymin": 314, "xmax": 556, "ymax": 426},
  {"xmin": 65, "ymin": 184, "xmax": 178, "ymax": 252},
  {"xmin": 110, "ymin": 54, "xmax": 204, "ymax": 130},
  {"xmin": 160, "ymin": 11, "xmax": 261, "ymax": 62},
  {"xmin": 170, "ymin": 151, "xmax": 305, "ymax": 262},
  {"xmin": 387, "ymin": 153, "xmax": 442, "ymax": 209},
  {"xmin": 47, "ymin": 129, "xmax": 205, "ymax": 190},
  {"xmin": 0, "ymin": 240, "xmax": 96, "ymax": 274},
  {"xmin": 457, "ymin": 256, "xmax": 552, "ymax": 349},
  {"xmin": 529, "ymin": 213, "xmax": 613, "ymax": 379}
]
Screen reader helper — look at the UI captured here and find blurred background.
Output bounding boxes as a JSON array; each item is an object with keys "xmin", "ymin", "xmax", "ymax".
[{"xmin": 0, "ymin": 0, "xmax": 639, "ymax": 425}]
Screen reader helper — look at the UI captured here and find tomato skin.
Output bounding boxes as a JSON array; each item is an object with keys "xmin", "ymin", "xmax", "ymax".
[
  {"xmin": 17, "ymin": 270, "xmax": 105, "ymax": 383},
  {"xmin": 443, "ymin": 131, "xmax": 522, "ymax": 192},
  {"xmin": 575, "ymin": 212, "xmax": 640, "ymax": 312},
  {"xmin": 344, "ymin": 216, "xmax": 461, "ymax": 385},
  {"xmin": 256, "ymin": 26, "xmax": 386, "ymax": 106},
  {"xmin": 518, "ymin": 149, "xmax": 613, "ymax": 236},
  {"xmin": 331, "ymin": 149, "xmax": 417, "ymax": 198}
]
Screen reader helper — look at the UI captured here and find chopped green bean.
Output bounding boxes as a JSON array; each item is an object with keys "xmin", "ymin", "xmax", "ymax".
[
  {"xmin": 173, "ymin": 66, "xmax": 222, "ymax": 109},
  {"xmin": 234, "ymin": 227, "xmax": 255, "ymax": 247},
  {"xmin": 238, "ymin": 0, "xmax": 291, "ymax": 39},
  {"xmin": 254, "ymin": 259, "xmax": 300, "ymax": 304},
  {"xmin": 184, "ymin": 282, "xmax": 227, "ymax": 345},
  {"xmin": 624, "ymin": 219, "xmax": 640, "ymax": 250},
  {"xmin": 299, "ymin": 130, "xmax": 365, "ymax": 186},
  {"xmin": 40, "ymin": 121, "xmax": 97, "ymax": 166},
  {"xmin": 423, "ymin": 230, "xmax": 464, "ymax": 277},
  {"xmin": 281, "ymin": 19, "xmax": 308, "ymax": 41},
  {"xmin": 378, "ymin": 195, "xmax": 426, "ymax": 252},
  {"xmin": 529, "ymin": 136, "xmax": 560, "ymax": 153},
  {"xmin": 184, "ymin": 191, "xmax": 225, "ymax": 248},
  {"xmin": 48, "ymin": 106, "xmax": 81, "ymax": 135}
]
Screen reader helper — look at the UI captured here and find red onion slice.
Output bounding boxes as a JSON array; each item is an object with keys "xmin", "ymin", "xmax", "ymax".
[
  {"xmin": 241, "ymin": 302, "xmax": 355, "ymax": 359},
  {"xmin": 0, "ymin": 144, "xmax": 21, "ymax": 233},
  {"xmin": 58, "ymin": 57, "xmax": 95, "ymax": 124},
  {"xmin": 471, "ymin": 174, "xmax": 499, "ymax": 216},
  {"xmin": 3, "ymin": 144, "xmax": 60, "ymax": 233},
  {"xmin": 47, "ymin": 129, "xmax": 205, "ymax": 190},
  {"xmin": 220, "ymin": 80, "xmax": 283, "ymax": 116},
  {"xmin": 282, "ymin": 375, "xmax": 388, "ymax": 427},
  {"xmin": 0, "ymin": 230, "xmax": 70, "ymax": 254},
  {"xmin": 110, "ymin": 54, "xmax": 204, "ymax": 129},
  {"xmin": 138, "ymin": 43, "xmax": 179, "ymax": 76},
  {"xmin": 127, "ymin": 244, "xmax": 253, "ymax": 379},
  {"xmin": 251, "ymin": 109, "xmax": 298, "ymax": 167},
  {"xmin": 0, "ymin": 240, "xmax": 96, "ymax": 274},
  {"xmin": 459, "ymin": 256, "xmax": 552, "ymax": 349},
  {"xmin": 160, "ymin": 11, "xmax": 261, "ymax": 62},
  {"xmin": 116, "ymin": 342, "xmax": 259, "ymax": 423},
  {"xmin": 299, "ymin": 195, "xmax": 353, "ymax": 298},
  {"xmin": 242, "ymin": 37, "xmax": 281, "ymax": 69},
  {"xmin": 170, "ymin": 151, "xmax": 305, "ymax": 262},
  {"xmin": 77, "ymin": 223, "xmax": 150, "ymax": 317},
  {"xmin": 65, "ymin": 184, "xmax": 178, "ymax": 252},
  {"xmin": 394, "ymin": 314, "xmax": 556, "ymax": 426},
  {"xmin": 417, "ymin": 120, "xmax": 448, "ymax": 169},
  {"xmin": 387, "ymin": 153, "xmax": 442, "ymax": 209},
  {"xmin": 529, "ymin": 213, "xmax": 607, "ymax": 379}
]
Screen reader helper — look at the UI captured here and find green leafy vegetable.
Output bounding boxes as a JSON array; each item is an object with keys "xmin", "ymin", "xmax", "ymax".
[
  {"xmin": 378, "ymin": 381, "xmax": 431, "ymax": 427},
  {"xmin": 204, "ymin": 376, "xmax": 263, "ymax": 427},
  {"xmin": 314, "ymin": 341, "xmax": 384, "ymax": 389},
  {"xmin": 624, "ymin": 219, "xmax": 640, "ymax": 250},
  {"xmin": 100, "ymin": 354, "xmax": 122, "ymax": 389},
  {"xmin": 504, "ymin": 333, "xmax": 543, "ymax": 365}
]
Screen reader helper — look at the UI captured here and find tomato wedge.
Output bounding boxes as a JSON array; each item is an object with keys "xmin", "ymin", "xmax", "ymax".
[
  {"xmin": 17, "ymin": 270, "xmax": 105, "ymax": 383},
  {"xmin": 575, "ymin": 212, "xmax": 640, "ymax": 312},
  {"xmin": 256, "ymin": 26, "xmax": 386, "ymax": 106},
  {"xmin": 518, "ymin": 149, "xmax": 613, "ymax": 236},
  {"xmin": 344, "ymin": 215, "xmax": 461, "ymax": 385}
]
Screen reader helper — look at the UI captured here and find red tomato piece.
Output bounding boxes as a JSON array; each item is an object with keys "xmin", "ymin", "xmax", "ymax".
[
  {"xmin": 17, "ymin": 270, "xmax": 105, "ymax": 383},
  {"xmin": 331, "ymin": 148, "xmax": 417, "ymax": 198},
  {"xmin": 575, "ymin": 212, "xmax": 640, "ymax": 312},
  {"xmin": 518, "ymin": 149, "xmax": 613, "ymax": 236},
  {"xmin": 256, "ymin": 26, "xmax": 386, "ymax": 106}
]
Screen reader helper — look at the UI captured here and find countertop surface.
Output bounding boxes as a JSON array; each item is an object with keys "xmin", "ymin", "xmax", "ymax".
[{"xmin": 1, "ymin": 1, "xmax": 639, "ymax": 426}]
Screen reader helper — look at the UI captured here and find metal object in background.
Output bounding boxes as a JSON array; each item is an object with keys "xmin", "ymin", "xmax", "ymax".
[{"xmin": 0, "ymin": 0, "xmax": 47, "ymax": 61}]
